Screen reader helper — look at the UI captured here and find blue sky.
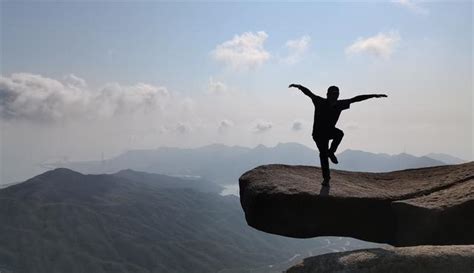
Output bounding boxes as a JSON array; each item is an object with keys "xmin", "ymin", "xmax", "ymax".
[
  {"xmin": 3, "ymin": 2, "xmax": 471, "ymax": 91},
  {"xmin": 1, "ymin": 1, "xmax": 472, "ymax": 183}
]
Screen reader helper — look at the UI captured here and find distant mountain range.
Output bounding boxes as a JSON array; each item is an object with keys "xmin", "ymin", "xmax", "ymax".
[
  {"xmin": 336, "ymin": 150, "xmax": 447, "ymax": 172},
  {"xmin": 57, "ymin": 143, "xmax": 464, "ymax": 184},
  {"xmin": 0, "ymin": 168, "xmax": 379, "ymax": 273},
  {"xmin": 424, "ymin": 153, "xmax": 466, "ymax": 165}
]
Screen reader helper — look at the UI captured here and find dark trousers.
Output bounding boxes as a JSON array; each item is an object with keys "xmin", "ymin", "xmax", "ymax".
[{"xmin": 313, "ymin": 127, "xmax": 344, "ymax": 180}]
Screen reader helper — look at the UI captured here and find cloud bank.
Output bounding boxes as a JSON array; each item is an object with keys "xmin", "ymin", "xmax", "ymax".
[
  {"xmin": 0, "ymin": 73, "xmax": 296, "ymax": 139},
  {"xmin": 0, "ymin": 73, "xmax": 169, "ymax": 122}
]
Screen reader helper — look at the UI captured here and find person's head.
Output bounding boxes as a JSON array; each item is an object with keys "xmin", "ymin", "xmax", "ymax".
[{"xmin": 327, "ymin": 85, "xmax": 339, "ymax": 102}]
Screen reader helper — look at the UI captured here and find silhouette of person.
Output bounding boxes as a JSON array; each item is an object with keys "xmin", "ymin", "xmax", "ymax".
[{"xmin": 289, "ymin": 84, "xmax": 387, "ymax": 187}]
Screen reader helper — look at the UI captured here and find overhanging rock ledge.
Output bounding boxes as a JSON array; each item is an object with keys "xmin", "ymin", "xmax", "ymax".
[{"xmin": 239, "ymin": 162, "xmax": 474, "ymax": 246}]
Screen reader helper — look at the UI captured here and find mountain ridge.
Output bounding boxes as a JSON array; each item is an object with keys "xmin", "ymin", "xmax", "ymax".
[{"xmin": 54, "ymin": 143, "xmax": 456, "ymax": 185}]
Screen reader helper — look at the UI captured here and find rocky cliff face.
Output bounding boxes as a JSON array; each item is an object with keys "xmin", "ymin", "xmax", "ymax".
[
  {"xmin": 239, "ymin": 162, "xmax": 474, "ymax": 246},
  {"xmin": 286, "ymin": 245, "xmax": 474, "ymax": 273}
]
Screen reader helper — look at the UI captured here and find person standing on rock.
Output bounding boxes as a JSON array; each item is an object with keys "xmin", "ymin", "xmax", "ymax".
[{"xmin": 289, "ymin": 84, "xmax": 387, "ymax": 187}]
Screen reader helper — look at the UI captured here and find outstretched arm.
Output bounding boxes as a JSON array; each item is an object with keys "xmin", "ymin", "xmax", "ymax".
[
  {"xmin": 288, "ymin": 84, "xmax": 320, "ymax": 100},
  {"xmin": 349, "ymin": 94, "xmax": 387, "ymax": 103}
]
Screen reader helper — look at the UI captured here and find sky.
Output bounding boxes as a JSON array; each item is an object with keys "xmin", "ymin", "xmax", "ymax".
[{"xmin": 1, "ymin": 1, "xmax": 472, "ymax": 183}]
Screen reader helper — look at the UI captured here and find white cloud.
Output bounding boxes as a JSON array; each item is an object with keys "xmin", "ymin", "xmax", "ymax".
[
  {"xmin": 218, "ymin": 119, "xmax": 234, "ymax": 133},
  {"xmin": 0, "ymin": 73, "xmax": 169, "ymax": 122},
  {"xmin": 64, "ymin": 74, "xmax": 87, "ymax": 88},
  {"xmin": 175, "ymin": 122, "xmax": 191, "ymax": 134},
  {"xmin": 283, "ymin": 35, "xmax": 311, "ymax": 64},
  {"xmin": 292, "ymin": 120, "xmax": 304, "ymax": 131},
  {"xmin": 253, "ymin": 119, "xmax": 272, "ymax": 133},
  {"xmin": 212, "ymin": 31, "xmax": 270, "ymax": 70},
  {"xmin": 345, "ymin": 32, "xmax": 400, "ymax": 59},
  {"xmin": 392, "ymin": 0, "xmax": 429, "ymax": 15},
  {"xmin": 0, "ymin": 73, "xmax": 87, "ymax": 121},
  {"xmin": 208, "ymin": 77, "xmax": 227, "ymax": 95},
  {"xmin": 94, "ymin": 82, "xmax": 169, "ymax": 117}
]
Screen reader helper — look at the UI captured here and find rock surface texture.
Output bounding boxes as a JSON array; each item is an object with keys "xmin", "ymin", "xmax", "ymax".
[
  {"xmin": 239, "ymin": 162, "xmax": 474, "ymax": 246},
  {"xmin": 286, "ymin": 245, "xmax": 474, "ymax": 273}
]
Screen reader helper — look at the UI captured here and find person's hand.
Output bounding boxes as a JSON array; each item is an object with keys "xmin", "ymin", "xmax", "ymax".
[
  {"xmin": 376, "ymin": 94, "xmax": 388, "ymax": 98},
  {"xmin": 289, "ymin": 84, "xmax": 299, "ymax": 88}
]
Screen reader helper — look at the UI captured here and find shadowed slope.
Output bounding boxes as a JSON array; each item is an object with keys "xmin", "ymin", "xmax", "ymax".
[{"xmin": 0, "ymin": 168, "xmax": 377, "ymax": 273}]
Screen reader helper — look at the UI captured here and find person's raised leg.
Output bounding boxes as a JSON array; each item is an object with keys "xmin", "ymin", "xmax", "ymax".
[
  {"xmin": 328, "ymin": 128, "xmax": 344, "ymax": 164},
  {"xmin": 313, "ymin": 135, "xmax": 330, "ymax": 186}
]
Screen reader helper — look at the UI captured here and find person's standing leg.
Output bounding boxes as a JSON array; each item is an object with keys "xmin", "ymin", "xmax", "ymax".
[{"xmin": 313, "ymin": 135, "xmax": 330, "ymax": 185}]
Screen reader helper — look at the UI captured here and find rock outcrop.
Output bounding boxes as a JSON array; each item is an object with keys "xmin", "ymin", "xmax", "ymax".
[
  {"xmin": 286, "ymin": 245, "xmax": 474, "ymax": 273},
  {"xmin": 239, "ymin": 162, "xmax": 474, "ymax": 246}
]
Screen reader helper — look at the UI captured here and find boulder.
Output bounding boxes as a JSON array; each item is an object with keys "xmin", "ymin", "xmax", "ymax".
[
  {"xmin": 239, "ymin": 162, "xmax": 474, "ymax": 246},
  {"xmin": 286, "ymin": 245, "xmax": 474, "ymax": 273}
]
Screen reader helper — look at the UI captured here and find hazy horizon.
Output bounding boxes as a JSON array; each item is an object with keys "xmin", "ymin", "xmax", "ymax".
[
  {"xmin": 0, "ymin": 141, "xmax": 466, "ymax": 186},
  {"xmin": 1, "ymin": 1, "xmax": 472, "ymax": 184}
]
